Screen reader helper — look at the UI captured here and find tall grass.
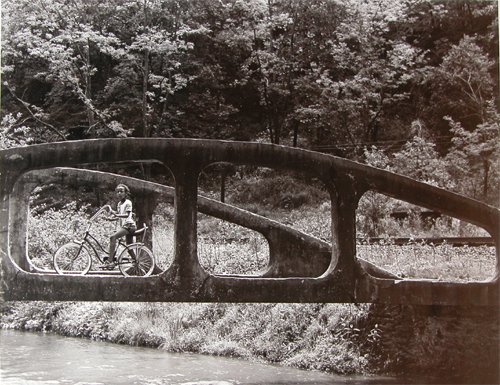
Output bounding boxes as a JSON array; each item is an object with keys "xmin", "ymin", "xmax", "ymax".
[
  {"xmin": 152, "ymin": 207, "xmax": 175, "ymax": 271},
  {"xmin": 198, "ymin": 214, "xmax": 269, "ymax": 275},
  {"xmin": 357, "ymin": 242, "xmax": 495, "ymax": 281},
  {"xmin": 0, "ymin": 301, "xmax": 374, "ymax": 374}
]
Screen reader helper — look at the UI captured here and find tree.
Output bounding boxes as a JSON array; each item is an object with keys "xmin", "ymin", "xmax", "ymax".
[
  {"xmin": 427, "ymin": 33, "xmax": 499, "ymax": 203},
  {"xmin": 1, "ymin": 0, "xmax": 497, "ymax": 161},
  {"xmin": 0, "ymin": 113, "xmax": 35, "ymax": 149},
  {"xmin": 432, "ymin": 35, "xmax": 495, "ymax": 128},
  {"xmin": 2, "ymin": 0, "xmax": 127, "ymax": 139},
  {"xmin": 445, "ymin": 104, "xmax": 500, "ymax": 202},
  {"xmin": 409, "ymin": 1, "xmax": 498, "ymax": 144},
  {"xmin": 122, "ymin": 0, "xmax": 197, "ymax": 138},
  {"xmin": 364, "ymin": 134, "xmax": 453, "ymax": 189},
  {"xmin": 361, "ymin": 133, "xmax": 455, "ymax": 236}
]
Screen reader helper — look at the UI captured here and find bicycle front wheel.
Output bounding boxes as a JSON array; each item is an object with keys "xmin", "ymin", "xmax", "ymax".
[
  {"xmin": 53, "ymin": 242, "xmax": 92, "ymax": 275},
  {"xmin": 118, "ymin": 244, "xmax": 155, "ymax": 277}
]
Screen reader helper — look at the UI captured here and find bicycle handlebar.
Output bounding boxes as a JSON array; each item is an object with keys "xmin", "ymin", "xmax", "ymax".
[{"xmin": 87, "ymin": 205, "xmax": 112, "ymax": 230}]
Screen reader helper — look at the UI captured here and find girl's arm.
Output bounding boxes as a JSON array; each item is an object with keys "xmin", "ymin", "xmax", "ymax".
[
  {"xmin": 104, "ymin": 205, "xmax": 119, "ymax": 221},
  {"xmin": 112, "ymin": 201, "xmax": 133, "ymax": 219}
]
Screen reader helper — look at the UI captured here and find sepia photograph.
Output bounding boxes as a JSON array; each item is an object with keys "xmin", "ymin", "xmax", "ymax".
[{"xmin": 1, "ymin": 0, "xmax": 498, "ymax": 384}]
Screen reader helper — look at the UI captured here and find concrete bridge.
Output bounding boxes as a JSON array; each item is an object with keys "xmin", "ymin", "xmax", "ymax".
[{"xmin": 1, "ymin": 139, "xmax": 498, "ymax": 305}]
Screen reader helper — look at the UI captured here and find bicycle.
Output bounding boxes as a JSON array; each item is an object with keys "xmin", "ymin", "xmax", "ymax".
[{"xmin": 53, "ymin": 205, "xmax": 155, "ymax": 277}]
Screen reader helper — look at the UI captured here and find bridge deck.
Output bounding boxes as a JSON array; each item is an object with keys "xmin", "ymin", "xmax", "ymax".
[{"xmin": 1, "ymin": 139, "xmax": 498, "ymax": 305}]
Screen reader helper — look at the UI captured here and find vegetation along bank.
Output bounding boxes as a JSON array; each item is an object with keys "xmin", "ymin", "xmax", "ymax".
[{"xmin": 1, "ymin": 301, "xmax": 498, "ymax": 384}]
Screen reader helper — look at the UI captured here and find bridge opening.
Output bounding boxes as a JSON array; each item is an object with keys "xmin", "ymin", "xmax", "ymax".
[
  {"xmin": 152, "ymin": 202, "xmax": 175, "ymax": 272},
  {"xmin": 27, "ymin": 188, "xmax": 118, "ymax": 273},
  {"xmin": 197, "ymin": 163, "xmax": 270, "ymax": 276},
  {"xmin": 197, "ymin": 213, "xmax": 269, "ymax": 275},
  {"xmin": 356, "ymin": 192, "xmax": 496, "ymax": 282},
  {"xmin": 16, "ymin": 162, "xmax": 178, "ymax": 276},
  {"xmin": 24, "ymin": 180, "xmax": 114, "ymax": 273},
  {"xmin": 198, "ymin": 163, "xmax": 332, "ymax": 277}
]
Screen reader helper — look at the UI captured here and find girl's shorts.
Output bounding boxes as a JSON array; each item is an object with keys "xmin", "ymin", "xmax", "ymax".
[{"xmin": 122, "ymin": 223, "xmax": 137, "ymax": 234}]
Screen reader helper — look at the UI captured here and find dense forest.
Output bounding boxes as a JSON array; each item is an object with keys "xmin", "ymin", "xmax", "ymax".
[{"xmin": 1, "ymin": 0, "xmax": 499, "ymax": 203}]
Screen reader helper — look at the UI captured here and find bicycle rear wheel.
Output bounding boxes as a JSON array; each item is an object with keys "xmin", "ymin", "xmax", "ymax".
[
  {"xmin": 118, "ymin": 243, "xmax": 155, "ymax": 277},
  {"xmin": 54, "ymin": 242, "xmax": 92, "ymax": 275}
]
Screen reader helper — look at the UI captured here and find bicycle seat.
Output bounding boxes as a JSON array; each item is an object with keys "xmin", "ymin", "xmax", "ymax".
[{"xmin": 132, "ymin": 227, "xmax": 146, "ymax": 236}]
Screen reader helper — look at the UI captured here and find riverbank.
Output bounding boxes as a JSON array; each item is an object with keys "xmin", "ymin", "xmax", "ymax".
[{"xmin": 1, "ymin": 301, "xmax": 498, "ymax": 384}]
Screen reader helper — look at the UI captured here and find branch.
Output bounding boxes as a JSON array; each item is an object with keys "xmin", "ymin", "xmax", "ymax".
[
  {"xmin": 456, "ymin": 74, "xmax": 483, "ymax": 106},
  {"xmin": 7, "ymin": 86, "xmax": 67, "ymax": 141},
  {"xmin": 74, "ymin": 87, "xmax": 111, "ymax": 130}
]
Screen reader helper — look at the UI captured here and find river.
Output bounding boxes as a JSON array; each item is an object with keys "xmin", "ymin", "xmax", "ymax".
[{"xmin": 0, "ymin": 329, "xmax": 415, "ymax": 385}]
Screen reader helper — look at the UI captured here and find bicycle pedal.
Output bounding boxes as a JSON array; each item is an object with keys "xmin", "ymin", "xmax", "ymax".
[{"xmin": 99, "ymin": 263, "xmax": 116, "ymax": 270}]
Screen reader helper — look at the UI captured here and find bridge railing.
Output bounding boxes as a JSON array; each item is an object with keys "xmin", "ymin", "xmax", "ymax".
[{"xmin": 1, "ymin": 139, "xmax": 498, "ymax": 305}]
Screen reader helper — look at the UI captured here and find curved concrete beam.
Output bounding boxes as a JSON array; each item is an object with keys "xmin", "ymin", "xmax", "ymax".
[
  {"xmin": 17, "ymin": 167, "xmax": 396, "ymax": 279},
  {"xmin": 1, "ymin": 139, "xmax": 498, "ymax": 305}
]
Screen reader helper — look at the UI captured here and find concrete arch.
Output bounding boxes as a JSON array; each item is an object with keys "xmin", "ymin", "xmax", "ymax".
[
  {"xmin": 1, "ymin": 139, "xmax": 498, "ymax": 305},
  {"xmin": 12, "ymin": 167, "xmax": 395, "ymax": 279}
]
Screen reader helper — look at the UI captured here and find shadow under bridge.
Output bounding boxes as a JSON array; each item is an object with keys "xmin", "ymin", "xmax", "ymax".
[{"xmin": 0, "ymin": 139, "xmax": 498, "ymax": 305}]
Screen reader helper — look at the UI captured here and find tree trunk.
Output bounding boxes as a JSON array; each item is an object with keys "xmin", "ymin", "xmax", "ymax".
[
  {"xmin": 274, "ymin": 124, "xmax": 280, "ymax": 144},
  {"xmin": 220, "ymin": 171, "xmax": 226, "ymax": 203},
  {"xmin": 483, "ymin": 159, "xmax": 489, "ymax": 198},
  {"xmin": 142, "ymin": 0, "xmax": 151, "ymax": 138},
  {"xmin": 86, "ymin": 39, "xmax": 95, "ymax": 128},
  {"xmin": 292, "ymin": 120, "xmax": 298, "ymax": 147},
  {"xmin": 142, "ymin": 48, "xmax": 150, "ymax": 138}
]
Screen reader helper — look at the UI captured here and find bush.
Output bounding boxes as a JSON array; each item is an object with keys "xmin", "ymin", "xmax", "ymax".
[
  {"xmin": 363, "ymin": 305, "xmax": 499, "ymax": 382},
  {"xmin": 230, "ymin": 174, "xmax": 328, "ymax": 209},
  {"xmin": 197, "ymin": 215, "xmax": 269, "ymax": 275},
  {"xmin": 0, "ymin": 301, "xmax": 64, "ymax": 331},
  {"xmin": 201, "ymin": 339, "xmax": 251, "ymax": 358}
]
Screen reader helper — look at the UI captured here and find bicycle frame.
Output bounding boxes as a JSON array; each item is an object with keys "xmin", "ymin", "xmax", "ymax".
[
  {"xmin": 74, "ymin": 232, "xmax": 108, "ymax": 264},
  {"xmin": 74, "ymin": 205, "xmax": 148, "ymax": 265},
  {"xmin": 53, "ymin": 205, "xmax": 154, "ymax": 277}
]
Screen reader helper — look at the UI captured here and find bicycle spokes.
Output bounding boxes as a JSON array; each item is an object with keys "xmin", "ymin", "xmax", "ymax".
[
  {"xmin": 118, "ymin": 244, "xmax": 154, "ymax": 277},
  {"xmin": 54, "ymin": 243, "xmax": 92, "ymax": 275}
]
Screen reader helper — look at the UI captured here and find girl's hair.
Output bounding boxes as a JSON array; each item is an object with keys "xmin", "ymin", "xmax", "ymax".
[{"xmin": 115, "ymin": 183, "xmax": 131, "ymax": 197}]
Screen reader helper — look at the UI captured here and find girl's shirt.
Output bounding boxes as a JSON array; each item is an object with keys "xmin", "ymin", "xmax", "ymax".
[{"xmin": 117, "ymin": 199, "xmax": 136, "ymax": 227}]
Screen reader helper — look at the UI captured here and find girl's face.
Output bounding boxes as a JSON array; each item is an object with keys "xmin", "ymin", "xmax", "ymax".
[{"xmin": 115, "ymin": 187, "xmax": 127, "ymax": 200}]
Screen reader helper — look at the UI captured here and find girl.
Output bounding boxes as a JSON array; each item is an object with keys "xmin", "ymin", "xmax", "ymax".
[{"xmin": 105, "ymin": 183, "xmax": 137, "ymax": 263}]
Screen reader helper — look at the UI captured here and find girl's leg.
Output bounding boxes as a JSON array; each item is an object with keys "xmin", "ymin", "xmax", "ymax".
[
  {"xmin": 125, "ymin": 233, "xmax": 134, "ymax": 245},
  {"xmin": 108, "ymin": 227, "xmax": 129, "ymax": 261},
  {"xmin": 125, "ymin": 230, "xmax": 136, "ymax": 259}
]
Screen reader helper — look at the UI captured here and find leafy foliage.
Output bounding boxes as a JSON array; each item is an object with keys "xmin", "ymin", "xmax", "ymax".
[
  {"xmin": 1, "ymin": 0, "xmax": 497, "ymax": 146},
  {"xmin": 445, "ymin": 103, "xmax": 500, "ymax": 201},
  {"xmin": 230, "ymin": 173, "xmax": 328, "ymax": 209},
  {"xmin": 2, "ymin": 0, "xmax": 498, "ymax": 203}
]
